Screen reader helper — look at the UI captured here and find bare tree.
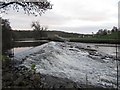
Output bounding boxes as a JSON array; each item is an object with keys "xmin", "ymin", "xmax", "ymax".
[
  {"xmin": 31, "ymin": 21, "xmax": 41, "ymax": 31},
  {"xmin": 0, "ymin": 0, "xmax": 52, "ymax": 16},
  {"xmin": 31, "ymin": 21, "xmax": 47, "ymax": 39}
]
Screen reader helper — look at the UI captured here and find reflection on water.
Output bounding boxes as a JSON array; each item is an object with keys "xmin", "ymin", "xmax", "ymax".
[
  {"xmin": 13, "ymin": 47, "xmax": 33, "ymax": 54},
  {"xmin": 10, "ymin": 40, "xmax": 48, "ymax": 55}
]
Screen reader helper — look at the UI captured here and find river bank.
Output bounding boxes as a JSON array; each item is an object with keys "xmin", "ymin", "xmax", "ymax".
[{"xmin": 69, "ymin": 38, "xmax": 120, "ymax": 44}]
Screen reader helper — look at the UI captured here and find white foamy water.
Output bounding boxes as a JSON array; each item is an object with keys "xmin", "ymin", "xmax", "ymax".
[{"xmin": 14, "ymin": 42, "xmax": 118, "ymax": 88}]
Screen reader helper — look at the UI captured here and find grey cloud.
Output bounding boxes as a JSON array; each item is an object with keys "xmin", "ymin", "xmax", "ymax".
[{"xmin": 49, "ymin": 23, "xmax": 117, "ymax": 34}]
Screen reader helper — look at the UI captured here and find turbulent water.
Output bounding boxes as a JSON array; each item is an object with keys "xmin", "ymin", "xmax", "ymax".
[{"xmin": 14, "ymin": 41, "xmax": 119, "ymax": 88}]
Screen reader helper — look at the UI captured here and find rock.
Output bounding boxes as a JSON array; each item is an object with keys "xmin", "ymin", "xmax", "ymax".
[
  {"xmin": 101, "ymin": 56, "xmax": 106, "ymax": 59},
  {"xmin": 88, "ymin": 51, "xmax": 96, "ymax": 55}
]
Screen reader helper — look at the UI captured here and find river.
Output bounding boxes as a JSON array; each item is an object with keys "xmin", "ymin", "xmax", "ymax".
[
  {"xmin": 12, "ymin": 42, "xmax": 120, "ymax": 57},
  {"xmin": 11, "ymin": 41, "xmax": 120, "ymax": 88}
]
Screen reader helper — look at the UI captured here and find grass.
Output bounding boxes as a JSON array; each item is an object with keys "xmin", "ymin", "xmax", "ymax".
[
  {"xmin": 94, "ymin": 32, "xmax": 120, "ymax": 39},
  {"xmin": 69, "ymin": 32, "xmax": 120, "ymax": 44}
]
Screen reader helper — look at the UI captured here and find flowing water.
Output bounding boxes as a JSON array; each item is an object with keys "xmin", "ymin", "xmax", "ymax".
[
  {"xmin": 13, "ymin": 42, "xmax": 120, "ymax": 56},
  {"xmin": 11, "ymin": 41, "xmax": 120, "ymax": 88}
]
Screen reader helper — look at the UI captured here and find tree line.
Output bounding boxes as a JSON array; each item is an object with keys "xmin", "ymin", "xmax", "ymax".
[{"xmin": 96, "ymin": 26, "xmax": 119, "ymax": 35}]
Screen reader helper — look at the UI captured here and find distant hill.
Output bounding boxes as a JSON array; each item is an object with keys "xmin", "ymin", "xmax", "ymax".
[{"xmin": 12, "ymin": 30, "xmax": 91, "ymax": 40}]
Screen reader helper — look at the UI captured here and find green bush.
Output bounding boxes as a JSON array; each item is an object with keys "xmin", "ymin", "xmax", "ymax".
[
  {"xmin": 2, "ymin": 55, "xmax": 11, "ymax": 67},
  {"xmin": 31, "ymin": 64, "xmax": 36, "ymax": 74}
]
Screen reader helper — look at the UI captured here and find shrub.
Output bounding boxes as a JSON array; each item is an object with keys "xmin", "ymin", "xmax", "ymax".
[{"xmin": 31, "ymin": 64, "xmax": 36, "ymax": 74}]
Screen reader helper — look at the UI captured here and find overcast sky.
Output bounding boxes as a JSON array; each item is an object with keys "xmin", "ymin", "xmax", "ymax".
[{"xmin": 1, "ymin": 0, "xmax": 119, "ymax": 34}]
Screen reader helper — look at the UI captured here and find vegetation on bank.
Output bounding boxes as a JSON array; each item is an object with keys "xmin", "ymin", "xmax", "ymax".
[
  {"xmin": 11, "ymin": 22, "xmax": 120, "ymax": 44},
  {"xmin": 12, "ymin": 30, "xmax": 120, "ymax": 44},
  {"xmin": 2, "ymin": 19, "xmax": 13, "ymax": 54},
  {"xmin": 69, "ymin": 32, "xmax": 120, "ymax": 44},
  {"xmin": 12, "ymin": 30, "xmax": 81, "ymax": 41}
]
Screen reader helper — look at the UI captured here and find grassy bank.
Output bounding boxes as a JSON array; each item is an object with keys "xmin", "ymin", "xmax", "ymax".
[
  {"xmin": 69, "ymin": 32, "xmax": 120, "ymax": 44},
  {"xmin": 11, "ymin": 31, "xmax": 120, "ymax": 44},
  {"xmin": 69, "ymin": 38, "xmax": 120, "ymax": 44}
]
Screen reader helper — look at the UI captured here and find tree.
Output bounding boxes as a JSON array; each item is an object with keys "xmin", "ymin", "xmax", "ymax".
[
  {"xmin": 31, "ymin": 21, "xmax": 47, "ymax": 39},
  {"xmin": 31, "ymin": 21, "xmax": 41, "ymax": 31},
  {"xmin": 96, "ymin": 29, "xmax": 103, "ymax": 35},
  {"xmin": 103, "ymin": 29, "xmax": 107, "ymax": 35},
  {"xmin": 0, "ymin": 0, "xmax": 52, "ymax": 16},
  {"xmin": 107, "ymin": 30, "xmax": 111, "ymax": 34},
  {"xmin": 2, "ymin": 18, "xmax": 12, "ymax": 54},
  {"xmin": 111, "ymin": 26, "xmax": 118, "ymax": 32},
  {"xmin": 92, "ymin": 32, "xmax": 94, "ymax": 37}
]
